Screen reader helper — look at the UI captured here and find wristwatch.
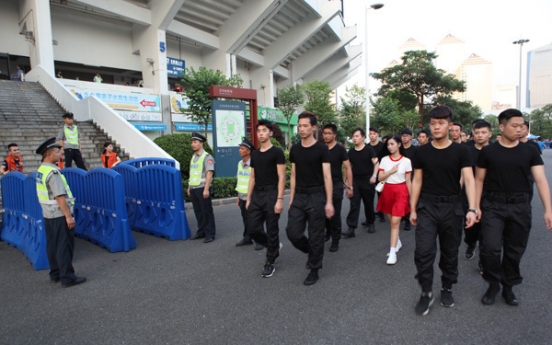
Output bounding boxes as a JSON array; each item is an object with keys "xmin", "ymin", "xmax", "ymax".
[
  {"xmin": 467, "ymin": 209, "xmax": 478, "ymax": 214},
  {"xmin": 348, "ymin": 186, "xmax": 353, "ymax": 191}
]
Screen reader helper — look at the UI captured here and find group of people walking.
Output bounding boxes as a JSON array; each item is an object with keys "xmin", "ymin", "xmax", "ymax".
[{"xmin": 186, "ymin": 106, "xmax": 552, "ymax": 316}]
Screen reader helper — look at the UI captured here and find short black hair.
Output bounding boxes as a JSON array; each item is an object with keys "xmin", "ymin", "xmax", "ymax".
[
  {"xmin": 369, "ymin": 127, "xmax": 379, "ymax": 134},
  {"xmin": 524, "ymin": 120, "xmax": 530, "ymax": 128},
  {"xmin": 428, "ymin": 105, "xmax": 453, "ymax": 121},
  {"xmin": 417, "ymin": 130, "xmax": 429, "ymax": 137},
  {"xmin": 257, "ymin": 119, "xmax": 274, "ymax": 132},
  {"xmin": 473, "ymin": 120, "xmax": 491, "ymax": 131},
  {"xmin": 472, "ymin": 118, "xmax": 484, "ymax": 127},
  {"xmin": 298, "ymin": 111, "xmax": 317, "ymax": 126},
  {"xmin": 461, "ymin": 130, "xmax": 468, "ymax": 135},
  {"xmin": 352, "ymin": 127, "xmax": 365, "ymax": 137},
  {"xmin": 7, "ymin": 143, "xmax": 18, "ymax": 149},
  {"xmin": 498, "ymin": 108, "xmax": 523, "ymax": 125},
  {"xmin": 452, "ymin": 123, "xmax": 463, "ymax": 131},
  {"xmin": 323, "ymin": 123, "xmax": 337, "ymax": 134}
]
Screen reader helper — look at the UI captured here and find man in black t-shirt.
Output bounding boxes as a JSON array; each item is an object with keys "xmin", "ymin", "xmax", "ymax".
[
  {"xmin": 368, "ymin": 127, "xmax": 385, "ymax": 224},
  {"xmin": 343, "ymin": 128, "xmax": 379, "ymax": 237},
  {"xmin": 410, "ymin": 106, "xmax": 477, "ymax": 316},
  {"xmin": 476, "ymin": 109, "xmax": 552, "ymax": 307},
  {"xmin": 246, "ymin": 120, "xmax": 286, "ymax": 278},
  {"xmin": 401, "ymin": 128, "xmax": 417, "ymax": 231},
  {"xmin": 286, "ymin": 112, "xmax": 334, "ymax": 286},
  {"xmin": 322, "ymin": 124, "xmax": 352, "ymax": 252}
]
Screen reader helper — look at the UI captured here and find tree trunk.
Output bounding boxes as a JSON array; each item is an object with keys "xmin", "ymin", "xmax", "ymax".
[
  {"xmin": 287, "ymin": 120, "xmax": 292, "ymax": 150},
  {"xmin": 418, "ymin": 95, "xmax": 424, "ymax": 125}
]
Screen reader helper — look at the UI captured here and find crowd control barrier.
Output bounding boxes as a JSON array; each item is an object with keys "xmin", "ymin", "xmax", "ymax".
[
  {"xmin": 113, "ymin": 163, "xmax": 191, "ymax": 240},
  {"xmin": 1, "ymin": 172, "xmax": 49, "ymax": 270},
  {"xmin": 63, "ymin": 168, "xmax": 136, "ymax": 252},
  {"xmin": 121, "ymin": 157, "xmax": 176, "ymax": 168}
]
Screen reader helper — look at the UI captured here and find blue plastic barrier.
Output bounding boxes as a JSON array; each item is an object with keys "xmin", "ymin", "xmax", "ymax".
[
  {"xmin": 121, "ymin": 157, "xmax": 176, "ymax": 168},
  {"xmin": 63, "ymin": 168, "xmax": 136, "ymax": 252},
  {"xmin": 113, "ymin": 164, "xmax": 191, "ymax": 240},
  {"xmin": 111, "ymin": 164, "xmax": 138, "ymax": 226},
  {"xmin": 1, "ymin": 172, "xmax": 28, "ymax": 248}
]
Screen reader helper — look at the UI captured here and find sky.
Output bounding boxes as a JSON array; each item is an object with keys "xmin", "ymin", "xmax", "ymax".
[{"xmin": 339, "ymin": 0, "xmax": 552, "ymax": 109}]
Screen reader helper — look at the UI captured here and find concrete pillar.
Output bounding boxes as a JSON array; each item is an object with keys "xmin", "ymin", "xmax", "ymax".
[{"xmin": 19, "ymin": 0, "xmax": 55, "ymax": 75}]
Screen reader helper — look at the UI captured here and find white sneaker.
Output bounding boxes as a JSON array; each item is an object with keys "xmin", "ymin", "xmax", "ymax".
[
  {"xmin": 387, "ymin": 252, "xmax": 397, "ymax": 265},
  {"xmin": 396, "ymin": 240, "xmax": 402, "ymax": 252},
  {"xmin": 279, "ymin": 242, "xmax": 283, "ymax": 251}
]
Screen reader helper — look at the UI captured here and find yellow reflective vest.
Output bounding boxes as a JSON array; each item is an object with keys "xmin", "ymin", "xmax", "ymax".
[
  {"xmin": 189, "ymin": 151, "xmax": 207, "ymax": 186},
  {"xmin": 36, "ymin": 165, "xmax": 75, "ymax": 206},
  {"xmin": 235, "ymin": 160, "xmax": 251, "ymax": 194}
]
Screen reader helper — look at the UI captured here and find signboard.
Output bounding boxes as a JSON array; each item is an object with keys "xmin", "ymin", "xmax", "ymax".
[
  {"xmin": 66, "ymin": 87, "xmax": 161, "ymax": 112},
  {"xmin": 212, "ymin": 100, "xmax": 246, "ymax": 177},
  {"xmin": 258, "ymin": 106, "xmax": 298, "ymax": 128},
  {"xmin": 119, "ymin": 111, "xmax": 162, "ymax": 122},
  {"xmin": 170, "ymin": 93, "xmax": 189, "ymax": 114},
  {"xmin": 167, "ymin": 57, "xmax": 185, "ymax": 77},
  {"xmin": 175, "ymin": 123, "xmax": 212, "ymax": 132},
  {"xmin": 133, "ymin": 123, "xmax": 167, "ymax": 131}
]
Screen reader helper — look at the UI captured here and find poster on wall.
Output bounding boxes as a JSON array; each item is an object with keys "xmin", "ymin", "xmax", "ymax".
[
  {"xmin": 66, "ymin": 86, "xmax": 161, "ymax": 113},
  {"xmin": 212, "ymin": 100, "xmax": 246, "ymax": 178}
]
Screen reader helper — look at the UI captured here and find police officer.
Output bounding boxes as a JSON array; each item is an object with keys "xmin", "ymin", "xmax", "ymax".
[
  {"xmin": 35, "ymin": 137, "xmax": 86, "ymax": 288},
  {"xmin": 476, "ymin": 109, "xmax": 552, "ymax": 306},
  {"xmin": 187, "ymin": 132, "xmax": 216, "ymax": 243},
  {"xmin": 235, "ymin": 137, "xmax": 264, "ymax": 250},
  {"xmin": 57, "ymin": 112, "xmax": 87, "ymax": 170}
]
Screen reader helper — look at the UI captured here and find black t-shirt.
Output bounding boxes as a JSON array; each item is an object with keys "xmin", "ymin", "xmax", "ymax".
[
  {"xmin": 414, "ymin": 142, "xmax": 473, "ymax": 196},
  {"xmin": 290, "ymin": 141, "xmax": 330, "ymax": 187},
  {"xmin": 369, "ymin": 142, "xmax": 384, "ymax": 156},
  {"xmin": 477, "ymin": 141, "xmax": 543, "ymax": 194},
  {"xmin": 328, "ymin": 144, "xmax": 348, "ymax": 179},
  {"xmin": 250, "ymin": 146, "xmax": 286, "ymax": 186},
  {"xmin": 524, "ymin": 140, "xmax": 541, "ymax": 155},
  {"xmin": 348, "ymin": 145, "xmax": 376, "ymax": 177},
  {"xmin": 465, "ymin": 140, "xmax": 476, "ymax": 147},
  {"xmin": 404, "ymin": 145, "xmax": 418, "ymax": 164}
]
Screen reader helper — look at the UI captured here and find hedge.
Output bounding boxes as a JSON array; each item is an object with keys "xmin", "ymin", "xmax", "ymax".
[{"xmin": 154, "ymin": 133, "xmax": 213, "ymax": 179}]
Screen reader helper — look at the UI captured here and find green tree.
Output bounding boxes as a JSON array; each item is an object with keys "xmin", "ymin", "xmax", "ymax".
[
  {"xmin": 181, "ymin": 67, "xmax": 243, "ymax": 138},
  {"xmin": 371, "ymin": 50, "xmax": 466, "ymax": 123},
  {"xmin": 303, "ymin": 80, "xmax": 337, "ymax": 126},
  {"xmin": 276, "ymin": 84, "xmax": 304, "ymax": 149},
  {"xmin": 435, "ymin": 95, "xmax": 483, "ymax": 130},
  {"xmin": 370, "ymin": 97, "xmax": 404, "ymax": 134},
  {"xmin": 483, "ymin": 114, "xmax": 500, "ymax": 137},
  {"xmin": 338, "ymin": 84, "xmax": 366, "ymax": 137},
  {"xmin": 528, "ymin": 104, "xmax": 552, "ymax": 139},
  {"xmin": 387, "ymin": 88, "xmax": 418, "ymax": 111}
]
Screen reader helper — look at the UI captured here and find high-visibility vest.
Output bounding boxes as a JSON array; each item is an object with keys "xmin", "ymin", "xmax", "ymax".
[
  {"xmin": 64, "ymin": 126, "xmax": 79, "ymax": 146},
  {"xmin": 189, "ymin": 151, "xmax": 207, "ymax": 186},
  {"xmin": 36, "ymin": 165, "xmax": 75, "ymax": 206},
  {"xmin": 235, "ymin": 160, "xmax": 251, "ymax": 194}
]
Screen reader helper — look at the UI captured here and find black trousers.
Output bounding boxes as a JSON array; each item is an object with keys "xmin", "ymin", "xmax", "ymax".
[
  {"xmin": 414, "ymin": 197, "xmax": 464, "ymax": 292},
  {"xmin": 238, "ymin": 199, "xmax": 252, "ymax": 241},
  {"xmin": 190, "ymin": 187, "xmax": 216, "ymax": 239},
  {"xmin": 64, "ymin": 148, "xmax": 87, "ymax": 170},
  {"xmin": 45, "ymin": 216, "xmax": 77, "ymax": 285},
  {"xmin": 346, "ymin": 178, "xmax": 375, "ymax": 228},
  {"xmin": 286, "ymin": 191, "xmax": 326, "ymax": 269},
  {"xmin": 325, "ymin": 182, "xmax": 343, "ymax": 242},
  {"xmin": 480, "ymin": 197, "xmax": 531, "ymax": 286},
  {"xmin": 247, "ymin": 188, "xmax": 280, "ymax": 263}
]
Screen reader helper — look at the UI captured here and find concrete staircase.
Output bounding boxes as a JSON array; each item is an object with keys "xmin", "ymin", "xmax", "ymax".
[{"xmin": 0, "ymin": 80, "xmax": 128, "ymax": 217}]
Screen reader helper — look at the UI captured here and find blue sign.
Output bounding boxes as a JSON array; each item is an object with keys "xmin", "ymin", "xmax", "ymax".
[
  {"xmin": 160, "ymin": 42, "xmax": 166, "ymax": 53},
  {"xmin": 212, "ymin": 100, "xmax": 246, "ymax": 178},
  {"xmin": 167, "ymin": 57, "xmax": 185, "ymax": 77},
  {"xmin": 133, "ymin": 123, "xmax": 167, "ymax": 131},
  {"xmin": 175, "ymin": 123, "xmax": 212, "ymax": 132}
]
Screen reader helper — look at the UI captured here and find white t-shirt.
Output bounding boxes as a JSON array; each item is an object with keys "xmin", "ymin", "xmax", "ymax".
[{"xmin": 379, "ymin": 155, "xmax": 412, "ymax": 184}]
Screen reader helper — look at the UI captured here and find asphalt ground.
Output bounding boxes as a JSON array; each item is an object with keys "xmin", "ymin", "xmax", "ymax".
[{"xmin": 1, "ymin": 151, "xmax": 552, "ymax": 345}]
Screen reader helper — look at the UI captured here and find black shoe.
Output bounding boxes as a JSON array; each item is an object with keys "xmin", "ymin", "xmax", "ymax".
[
  {"xmin": 261, "ymin": 263, "xmax": 275, "ymax": 278},
  {"xmin": 325, "ymin": 231, "xmax": 331, "ymax": 243},
  {"xmin": 440, "ymin": 288, "xmax": 454, "ymax": 308},
  {"xmin": 465, "ymin": 244, "xmax": 476, "ymax": 260},
  {"xmin": 415, "ymin": 292, "xmax": 434, "ymax": 316},
  {"xmin": 502, "ymin": 286, "xmax": 519, "ymax": 306},
  {"xmin": 481, "ymin": 283, "xmax": 500, "ymax": 305},
  {"xmin": 254, "ymin": 243, "xmax": 264, "ymax": 250},
  {"xmin": 236, "ymin": 238, "xmax": 253, "ymax": 247},
  {"xmin": 341, "ymin": 228, "xmax": 355, "ymax": 238},
  {"xmin": 379, "ymin": 215, "xmax": 386, "ymax": 223},
  {"xmin": 62, "ymin": 276, "xmax": 87, "ymax": 288},
  {"xmin": 361, "ymin": 220, "xmax": 369, "ymax": 226},
  {"xmin": 50, "ymin": 277, "xmax": 60, "ymax": 283},
  {"xmin": 404, "ymin": 221, "xmax": 411, "ymax": 231},
  {"xmin": 191, "ymin": 233, "xmax": 206, "ymax": 240},
  {"xmin": 367, "ymin": 223, "xmax": 376, "ymax": 233},
  {"xmin": 203, "ymin": 237, "xmax": 215, "ymax": 243},
  {"xmin": 329, "ymin": 241, "xmax": 339, "ymax": 252},
  {"xmin": 304, "ymin": 269, "xmax": 319, "ymax": 286}
]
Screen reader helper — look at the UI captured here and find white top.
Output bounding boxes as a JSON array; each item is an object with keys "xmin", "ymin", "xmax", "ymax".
[{"xmin": 379, "ymin": 155, "xmax": 412, "ymax": 184}]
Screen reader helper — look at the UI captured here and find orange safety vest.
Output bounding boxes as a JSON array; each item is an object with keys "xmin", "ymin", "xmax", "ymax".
[
  {"xmin": 3, "ymin": 155, "xmax": 23, "ymax": 172},
  {"xmin": 101, "ymin": 153, "xmax": 119, "ymax": 168}
]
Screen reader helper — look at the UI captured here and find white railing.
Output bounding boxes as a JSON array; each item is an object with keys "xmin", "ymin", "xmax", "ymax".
[{"xmin": 25, "ymin": 65, "xmax": 180, "ymax": 170}]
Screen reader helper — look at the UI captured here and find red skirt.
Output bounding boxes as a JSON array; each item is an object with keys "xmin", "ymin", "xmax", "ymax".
[{"xmin": 376, "ymin": 182, "xmax": 410, "ymax": 217}]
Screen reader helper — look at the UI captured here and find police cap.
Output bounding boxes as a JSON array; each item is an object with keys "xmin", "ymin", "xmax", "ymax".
[
  {"xmin": 36, "ymin": 137, "xmax": 61, "ymax": 155},
  {"xmin": 62, "ymin": 112, "xmax": 74, "ymax": 119},
  {"xmin": 239, "ymin": 137, "xmax": 256, "ymax": 151},
  {"xmin": 191, "ymin": 132, "xmax": 206, "ymax": 142}
]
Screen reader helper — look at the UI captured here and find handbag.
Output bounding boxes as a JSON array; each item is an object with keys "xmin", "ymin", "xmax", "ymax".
[{"xmin": 375, "ymin": 181, "xmax": 385, "ymax": 193}]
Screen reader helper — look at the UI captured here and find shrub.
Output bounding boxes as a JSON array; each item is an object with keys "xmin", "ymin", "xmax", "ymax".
[
  {"xmin": 154, "ymin": 133, "xmax": 212, "ymax": 179},
  {"xmin": 182, "ymin": 177, "xmax": 238, "ymax": 202}
]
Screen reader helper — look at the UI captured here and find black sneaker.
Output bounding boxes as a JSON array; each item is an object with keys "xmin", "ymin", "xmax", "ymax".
[
  {"xmin": 403, "ymin": 220, "xmax": 411, "ymax": 231},
  {"xmin": 341, "ymin": 228, "xmax": 355, "ymax": 238},
  {"xmin": 367, "ymin": 223, "xmax": 376, "ymax": 233},
  {"xmin": 329, "ymin": 241, "xmax": 339, "ymax": 252},
  {"xmin": 304, "ymin": 269, "xmax": 319, "ymax": 286},
  {"xmin": 415, "ymin": 292, "xmax": 434, "ymax": 316},
  {"xmin": 261, "ymin": 263, "xmax": 275, "ymax": 278},
  {"xmin": 465, "ymin": 244, "xmax": 476, "ymax": 260},
  {"xmin": 502, "ymin": 286, "xmax": 519, "ymax": 306},
  {"xmin": 440, "ymin": 288, "xmax": 454, "ymax": 307},
  {"xmin": 481, "ymin": 282, "xmax": 500, "ymax": 305},
  {"xmin": 325, "ymin": 231, "xmax": 331, "ymax": 243}
]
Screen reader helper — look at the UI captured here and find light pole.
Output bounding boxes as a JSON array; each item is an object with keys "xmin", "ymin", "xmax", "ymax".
[
  {"xmin": 513, "ymin": 39, "xmax": 529, "ymax": 109},
  {"xmin": 365, "ymin": 3, "xmax": 384, "ymax": 140}
]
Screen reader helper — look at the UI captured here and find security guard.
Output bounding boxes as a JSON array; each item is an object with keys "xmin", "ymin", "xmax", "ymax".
[
  {"xmin": 35, "ymin": 137, "xmax": 86, "ymax": 288},
  {"xmin": 57, "ymin": 112, "xmax": 87, "ymax": 170},
  {"xmin": 235, "ymin": 137, "xmax": 264, "ymax": 250},
  {"xmin": 187, "ymin": 132, "xmax": 216, "ymax": 243}
]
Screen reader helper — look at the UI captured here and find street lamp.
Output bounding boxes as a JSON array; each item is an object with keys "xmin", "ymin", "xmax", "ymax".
[
  {"xmin": 365, "ymin": 3, "xmax": 384, "ymax": 140},
  {"xmin": 513, "ymin": 39, "xmax": 529, "ymax": 109}
]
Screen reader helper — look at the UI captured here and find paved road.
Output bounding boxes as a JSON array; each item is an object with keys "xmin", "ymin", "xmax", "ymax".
[{"xmin": 2, "ymin": 151, "xmax": 552, "ymax": 345}]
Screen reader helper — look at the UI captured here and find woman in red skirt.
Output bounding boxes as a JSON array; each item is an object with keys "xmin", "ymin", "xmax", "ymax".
[{"xmin": 377, "ymin": 134, "xmax": 412, "ymax": 265}]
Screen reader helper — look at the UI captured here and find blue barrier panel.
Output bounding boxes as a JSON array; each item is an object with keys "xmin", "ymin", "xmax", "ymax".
[
  {"xmin": 111, "ymin": 164, "xmax": 138, "ymax": 227},
  {"xmin": 63, "ymin": 168, "xmax": 136, "ymax": 252},
  {"xmin": 1, "ymin": 172, "xmax": 27, "ymax": 248},
  {"xmin": 132, "ymin": 165, "xmax": 191, "ymax": 240},
  {"xmin": 121, "ymin": 157, "xmax": 176, "ymax": 168}
]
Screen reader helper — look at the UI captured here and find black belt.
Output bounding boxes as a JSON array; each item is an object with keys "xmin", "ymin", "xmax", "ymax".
[
  {"xmin": 486, "ymin": 194, "xmax": 529, "ymax": 204},
  {"xmin": 255, "ymin": 184, "xmax": 277, "ymax": 191},
  {"xmin": 420, "ymin": 194, "xmax": 460, "ymax": 203},
  {"xmin": 295, "ymin": 186, "xmax": 324, "ymax": 194}
]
